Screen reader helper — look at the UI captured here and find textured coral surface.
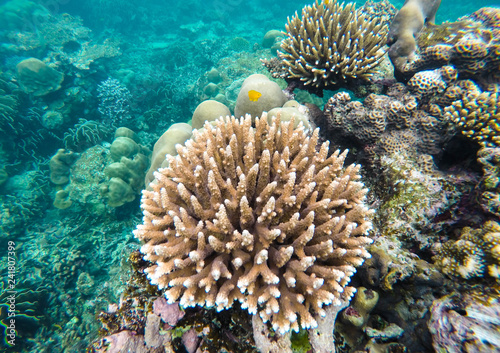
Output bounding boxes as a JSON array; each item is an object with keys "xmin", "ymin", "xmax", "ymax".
[
  {"xmin": 134, "ymin": 114, "xmax": 373, "ymax": 334},
  {"xmin": 279, "ymin": 0, "xmax": 387, "ymax": 89}
]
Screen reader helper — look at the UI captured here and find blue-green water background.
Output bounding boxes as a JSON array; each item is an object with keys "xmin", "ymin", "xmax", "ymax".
[{"xmin": 0, "ymin": 0, "xmax": 499, "ymax": 352}]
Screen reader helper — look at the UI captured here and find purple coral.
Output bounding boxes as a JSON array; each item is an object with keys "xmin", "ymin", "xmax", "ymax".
[{"xmin": 97, "ymin": 78, "xmax": 132, "ymax": 125}]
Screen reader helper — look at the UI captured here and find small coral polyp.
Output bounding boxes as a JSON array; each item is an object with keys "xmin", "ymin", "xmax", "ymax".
[{"xmin": 134, "ymin": 114, "xmax": 373, "ymax": 334}]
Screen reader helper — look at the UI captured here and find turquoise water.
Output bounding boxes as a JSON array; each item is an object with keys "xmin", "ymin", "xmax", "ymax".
[{"xmin": 0, "ymin": 0, "xmax": 499, "ymax": 352}]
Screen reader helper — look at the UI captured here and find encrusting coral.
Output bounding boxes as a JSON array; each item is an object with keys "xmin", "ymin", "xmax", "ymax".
[
  {"xmin": 323, "ymin": 85, "xmax": 449, "ymax": 158},
  {"xmin": 428, "ymin": 288, "xmax": 500, "ymax": 353},
  {"xmin": 395, "ymin": 7, "xmax": 500, "ymax": 79},
  {"xmin": 134, "ymin": 113, "xmax": 374, "ymax": 335},
  {"xmin": 278, "ymin": 0, "xmax": 388, "ymax": 90},
  {"xmin": 478, "ymin": 147, "xmax": 500, "ymax": 217},
  {"xmin": 432, "ymin": 221, "xmax": 500, "ymax": 279},
  {"xmin": 386, "ymin": 0, "xmax": 441, "ymax": 73},
  {"xmin": 444, "ymin": 86, "xmax": 500, "ymax": 148}
]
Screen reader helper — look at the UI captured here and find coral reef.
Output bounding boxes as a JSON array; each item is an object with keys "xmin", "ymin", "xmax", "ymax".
[
  {"xmin": 397, "ymin": 7, "xmax": 500, "ymax": 79},
  {"xmin": 234, "ymin": 74, "xmax": 287, "ymax": 119},
  {"xmin": 322, "ymin": 85, "xmax": 450, "ymax": 158},
  {"xmin": 277, "ymin": 0, "xmax": 388, "ymax": 91},
  {"xmin": 191, "ymin": 100, "xmax": 231, "ymax": 129},
  {"xmin": 134, "ymin": 114, "xmax": 374, "ymax": 335},
  {"xmin": 428, "ymin": 288, "xmax": 500, "ymax": 352},
  {"xmin": 97, "ymin": 78, "xmax": 133, "ymax": 126},
  {"xmin": 432, "ymin": 220, "xmax": 500, "ymax": 279},
  {"xmin": 100, "ymin": 129, "xmax": 150, "ymax": 208},
  {"xmin": 49, "ymin": 149, "xmax": 80, "ymax": 185},
  {"xmin": 477, "ymin": 147, "xmax": 500, "ymax": 217},
  {"xmin": 63, "ymin": 119, "xmax": 112, "ymax": 152},
  {"xmin": 386, "ymin": 0, "xmax": 441, "ymax": 73},
  {"xmin": 444, "ymin": 86, "xmax": 500, "ymax": 148},
  {"xmin": 145, "ymin": 123, "xmax": 193, "ymax": 187},
  {"xmin": 16, "ymin": 57, "xmax": 64, "ymax": 96},
  {"xmin": 0, "ymin": 76, "xmax": 19, "ymax": 129}
]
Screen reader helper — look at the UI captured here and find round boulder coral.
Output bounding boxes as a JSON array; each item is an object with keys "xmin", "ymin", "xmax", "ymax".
[{"xmin": 134, "ymin": 114, "xmax": 373, "ymax": 334}]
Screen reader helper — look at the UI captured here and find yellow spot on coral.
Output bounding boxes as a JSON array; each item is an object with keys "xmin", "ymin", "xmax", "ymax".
[{"xmin": 248, "ymin": 90, "xmax": 262, "ymax": 102}]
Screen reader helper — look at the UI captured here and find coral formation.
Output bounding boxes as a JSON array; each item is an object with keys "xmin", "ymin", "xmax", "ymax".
[
  {"xmin": 477, "ymin": 147, "xmax": 500, "ymax": 217},
  {"xmin": 323, "ymin": 85, "xmax": 449, "ymax": 158},
  {"xmin": 134, "ymin": 114, "xmax": 374, "ymax": 334},
  {"xmin": 63, "ymin": 119, "xmax": 112, "ymax": 152},
  {"xmin": 145, "ymin": 123, "xmax": 193, "ymax": 187},
  {"xmin": 0, "ymin": 77, "xmax": 19, "ymax": 129},
  {"xmin": 397, "ymin": 7, "xmax": 500, "ymax": 78},
  {"xmin": 428, "ymin": 288, "xmax": 500, "ymax": 353},
  {"xmin": 360, "ymin": 0, "xmax": 397, "ymax": 26},
  {"xmin": 234, "ymin": 74, "xmax": 287, "ymax": 119},
  {"xmin": 97, "ymin": 78, "xmax": 133, "ymax": 126},
  {"xmin": 444, "ymin": 87, "xmax": 500, "ymax": 148},
  {"xmin": 278, "ymin": 0, "xmax": 388, "ymax": 90},
  {"xmin": 386, "ymin": 0, "xmax": 441, "ymax": 73},
  {"xmin": 100, "ymin": 129, "xmax": 150, "ymax": 208},
  {"xmin": 16, "ymin": 57, "xmax": 64, "ymax": 96},
  {"xmin": 191, "ymin": 100, "xmax": 231, "ymax": 129},
  {"xmin": 432, "ymin": 221, "xmax": 500, "ymax": 279},
  {"xmin": 49, "ymin": 149, "xmax": 80, "ymax": 185}
]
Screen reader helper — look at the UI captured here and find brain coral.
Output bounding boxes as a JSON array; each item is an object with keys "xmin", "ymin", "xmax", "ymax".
[
  {"xmin": 278, "ymin": 0, "xmax": 388, "ymax": 90},
  {"xmin": 134, "ymin": 114, "xmax": 374, "ymax": 334}
]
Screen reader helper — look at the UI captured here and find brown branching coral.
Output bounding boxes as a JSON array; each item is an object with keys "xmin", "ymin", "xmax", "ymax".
[
  {"xmin": 134, "ymin": 114, "xmax": 373, "ymax": 335},
  {"xmin": 278, "ymin": 0, "xmax": 388, "ymax": 90},
  {"xmin": 444, "ymin": 86, "xmax": 500, "ymax": 147},
  {"xmin": 432, "ymin": 221, "xmax": 500, "ymax": 279}
]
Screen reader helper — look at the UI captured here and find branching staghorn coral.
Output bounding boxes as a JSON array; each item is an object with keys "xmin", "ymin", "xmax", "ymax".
[
  {"xmin": 134, "ymin": 114, "xmax": 373, "ymax": 335},
  {"xmin": 278, "ymin": 0, "xmax": 388, "ymax": 90}
]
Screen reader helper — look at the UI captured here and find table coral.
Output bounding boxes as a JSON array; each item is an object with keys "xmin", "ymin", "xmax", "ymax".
[
  {"xmin": 134, "ymin": 114, "xmax": 374, "ymax": 335},
  {"xmin": 277, "ymin": 0, "xmax": 388, "ymax": 91}
]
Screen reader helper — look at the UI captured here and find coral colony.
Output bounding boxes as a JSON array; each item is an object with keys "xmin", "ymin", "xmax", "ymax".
[{"xmin": 0, "ymin": 0, "xmax": 499, "ymax": 352}]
